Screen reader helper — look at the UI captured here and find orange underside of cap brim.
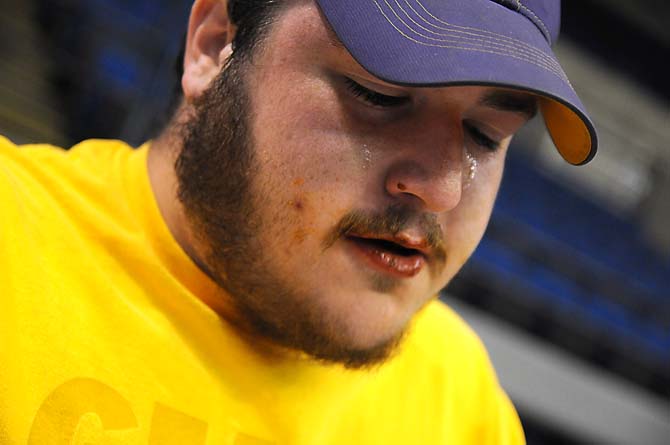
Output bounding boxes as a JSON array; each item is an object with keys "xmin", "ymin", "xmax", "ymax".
[{"xmin": 540, "ymin": 98, "xmax": 593, "ymax": 165}]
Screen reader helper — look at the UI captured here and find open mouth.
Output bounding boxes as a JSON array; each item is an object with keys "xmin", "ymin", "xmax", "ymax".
[
  {"xmin": 353, "ymin": 237, "xmax": 421, "ymax": 257},
  {"xmin": 346, "ymin": 236, "xmax": 426, "ymax": 278}
]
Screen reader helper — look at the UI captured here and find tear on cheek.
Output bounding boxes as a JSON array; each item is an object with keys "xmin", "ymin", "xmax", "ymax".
[{"xmin": 462, "ymin": 150, "xmax": 479, "ymax": 190}]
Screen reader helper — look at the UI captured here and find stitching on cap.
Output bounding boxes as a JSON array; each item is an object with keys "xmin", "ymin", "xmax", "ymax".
[
  {"xmin": 517, "ymin": 1, "xmax": 552, "ymax": 43},
  {"xmin": 414, "ymin": 0, "xmax": 539, "ymax": 51},
  {"xmin": 412, "ymin": 0, "xmax": 560, "ymax": 68},
  {"xmin": 399, "ymin": 0, "xmax": 561, "ymax": 72},
  {"xmin": 382, "ymin": 0, "xmax": 565, "ymax": 79},
  {"xmin": 373, "ymin": 0, "xmax": 569, "ymax": 82},
  {"xmin": 402, "ymin": 0, "xmax": 558, "ymax": 67},
  {"xmin": 398, "ymin": 0, "xmax": 555, "ymax": 65},
  {"xmin": 379, "ymin": 0, "xmax": 568, "ymax": 80},
  {"xmin": 409, "ymin": 0, "xmax": 571, "ymax": 85},
  {"xmin": 513, "ymin": 0, "xmax": 522, "ymax": 12},
  {"xmin": 387, "ymin": 0, "xmax": 562, "ymax": 76}
]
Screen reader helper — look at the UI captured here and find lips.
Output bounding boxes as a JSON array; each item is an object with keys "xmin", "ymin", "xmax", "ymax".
[{"xmin": 346, "ymin": 235, "xmax": 427, "ymax": 278}]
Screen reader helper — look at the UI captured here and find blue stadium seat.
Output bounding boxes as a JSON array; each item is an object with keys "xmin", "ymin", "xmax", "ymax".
[
  {"xmin": 526, "ymin": 266, "xmax": 583, "ymax": 313},
  {"xmin": 470, "ymin": 237, "xmax": 529, "ymax": 283},
  {"xmin": 496, "ymin": 154, "xmax": 670, "ymax": 305},
  {"xmin": 96, "ymin": 48, "xmax": 142, "ymax": 95}
]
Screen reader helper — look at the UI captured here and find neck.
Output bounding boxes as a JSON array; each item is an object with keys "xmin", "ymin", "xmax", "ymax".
[
  {"xmin": 147, "ymin": 109, "xmax": 312, "ymax": 367},
  {"xmin": 148, "ymin": 120, "xmax": 195, "ymax": 261},
  {"xmin": 146, "ymin": 111, "xmax": 227, "ymax": 308},
  {"xmin": 146, "ymin": 114, "xmax": 290, "ymax": 361}
]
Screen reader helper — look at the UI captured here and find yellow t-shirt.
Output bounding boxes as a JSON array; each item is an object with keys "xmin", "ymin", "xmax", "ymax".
[{"xmin": 0, "ymin": 136, "xmax": 525, "ymax": 445}]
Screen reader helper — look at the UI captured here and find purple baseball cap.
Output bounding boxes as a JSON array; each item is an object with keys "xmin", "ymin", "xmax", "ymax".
[{"xmin": 316, "ymin": 0, "xmax": 597, "ymax": 165}]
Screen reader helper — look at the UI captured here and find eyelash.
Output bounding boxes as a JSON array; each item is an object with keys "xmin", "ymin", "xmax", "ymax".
[
  {"xmin": 464, "ymin": 121, "xmax": 500, "ymax": 151},
  {"xmin": 344, "ymin": 77, "xmax": 500, "ymax": 151},
  {"xmin": 344, "ymin": 78, "xmax": 409, "ymax": 108}
]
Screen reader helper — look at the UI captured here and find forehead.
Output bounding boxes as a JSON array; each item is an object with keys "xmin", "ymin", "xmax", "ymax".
[{"xmin": 264, "ymin": 3, "xmax": 537, "ymax": 118}]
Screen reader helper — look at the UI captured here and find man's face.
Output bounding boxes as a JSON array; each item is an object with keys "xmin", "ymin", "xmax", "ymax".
[{"xmin": 177, "ymin": 2, "xmax": 533, "ymax": 367}]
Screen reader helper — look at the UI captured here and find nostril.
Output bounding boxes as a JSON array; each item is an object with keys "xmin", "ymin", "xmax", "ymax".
[{"xmin": 384, "ymin": 160, "xmax": 463, "ymax": 213}]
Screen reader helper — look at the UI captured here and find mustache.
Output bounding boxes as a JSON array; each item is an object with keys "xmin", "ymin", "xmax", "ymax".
[{"xmin": 324, "ymin": 205, "xmax": 447, "ymax": 263}]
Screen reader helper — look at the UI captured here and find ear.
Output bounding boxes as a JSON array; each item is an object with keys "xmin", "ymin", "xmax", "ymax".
[{"xmin": 182, "ymin": 0, "xmax": 236, "ymax": 101}]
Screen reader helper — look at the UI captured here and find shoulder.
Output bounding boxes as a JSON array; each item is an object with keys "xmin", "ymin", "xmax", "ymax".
[
  {"xmin": 397, "ymin": 299, "xmax": 526, "ymax": 444},
  {"xmin": 0, "ymin": 136, "xmax": 137, "ymax": 194},
  {"xmin": 391, "ymin": 299, "xmax": 499, "ymax": 398},
  {"xmin": 408, "ymin": 298, "xmax": 488, "ymax": 365},
  {"xmin": 1, "ymin": 136, "xmax": 133, "ymax": 179},
  {"xmin": 0, "ymin": 136, "xmax": 134, "ymax": 168},
  {"xmin": 0, "ymin": 136, "xmax": 141, "ymax": 236}
]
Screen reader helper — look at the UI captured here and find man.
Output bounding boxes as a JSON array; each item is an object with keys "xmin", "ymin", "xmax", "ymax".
[{"xmin": 0, "ymin": 0, "xmax": 596, "ymax": 443}]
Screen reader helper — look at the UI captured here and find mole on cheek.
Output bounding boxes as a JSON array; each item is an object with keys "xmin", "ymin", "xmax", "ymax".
[
  {"xmin": 288, "ymin": 193, "xmax": 308, "ymax": 212},
  {"xmin": 289, "ymin": 177, "xmax": 307, "ymax": 211}
]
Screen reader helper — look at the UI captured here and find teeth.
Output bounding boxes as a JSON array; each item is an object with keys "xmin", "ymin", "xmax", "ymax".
[
  {"xmin": 379, "ymin": 252, "xmax": 397, "ymax": 267},
  {"xmin": 352, "ymin": 237, "xmax": 425, "ymax": 276},
  {"xmin": 374, "ymin": 248, "xmax": 423, "ymax": 273}
]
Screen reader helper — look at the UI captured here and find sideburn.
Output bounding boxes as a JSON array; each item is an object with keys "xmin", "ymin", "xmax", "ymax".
[{"xmin": 176, "ymin": 58, "xmax": 259, "ymax": 259}]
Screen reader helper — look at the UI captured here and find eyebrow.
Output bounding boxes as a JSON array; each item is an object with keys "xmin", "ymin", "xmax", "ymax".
[
  {"xmin": 479, "ymin": 91, "xmax": 538, "ymax": 120},
  {"xmin": 323, "ymin": 20, "xmax": 347, "ymax": 51}
]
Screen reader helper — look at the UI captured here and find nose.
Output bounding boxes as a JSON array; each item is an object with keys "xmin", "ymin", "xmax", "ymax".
[{"xmin": 384, "ymin": 135, "xmax": 465, "ymax": 213}]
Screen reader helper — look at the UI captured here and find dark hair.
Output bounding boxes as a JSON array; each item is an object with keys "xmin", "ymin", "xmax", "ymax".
[
  {"xmin": 228, "ymin": 0, "xmax": 288, "ymax": 59},
  {"xmin": 167, "ymin": 0, "xmax": 286, "ymax": 113},
  {"xmin": 159, "ymin": 0, "xmax": 289, "ymax": 133}
]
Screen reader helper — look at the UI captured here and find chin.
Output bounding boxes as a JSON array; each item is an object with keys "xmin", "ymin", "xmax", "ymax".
[
  {"xmin": 315, "ymin": 323, "xmax": 407, "ymax": 370},
  {"xmin": 323, "ymin": 293, "xmax": 413, "ymax": 351}
]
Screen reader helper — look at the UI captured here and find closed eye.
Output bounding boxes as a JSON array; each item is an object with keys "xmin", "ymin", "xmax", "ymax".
[
  {"xmin": 463, "ymin": 120, "xmax": 500, "ymax": 151},
  {"xmin": 344, "ymin": 77, "xmax": 410, "ymax": 108}
]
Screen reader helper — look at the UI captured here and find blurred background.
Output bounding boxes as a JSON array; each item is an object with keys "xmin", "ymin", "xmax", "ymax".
[{"xmin": 0, "ymin": 0, "xmax": 668, "ymax": 443}]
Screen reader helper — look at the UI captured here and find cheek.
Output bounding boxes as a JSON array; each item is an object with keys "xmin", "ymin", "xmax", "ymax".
[
  {"xmin": 249, "ymin": 61, "xmax": 366, "ymax": 173},
  {"xmin": 444, "ymin": 156, "xmax": 504, "ymax": 265},
  {"xmin": 248, "ymin": 77, "xmax": 367, "ymax": 245},
  {"xmin": 249, "ymin": 137, "xmax": 353, "ymax": 259}
]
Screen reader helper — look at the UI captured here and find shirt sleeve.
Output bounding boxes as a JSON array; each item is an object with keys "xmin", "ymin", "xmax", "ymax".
[
  {"xmin": 493, "ymin": 386, "xmax": 526, "ymax": 445},
  {"xmin": 412, "ymin": 301, "xmax": 526, "ymax": 444},
  {"xmin": 466, "ymin": 334, "xmax": 526, "ymax": 445}
]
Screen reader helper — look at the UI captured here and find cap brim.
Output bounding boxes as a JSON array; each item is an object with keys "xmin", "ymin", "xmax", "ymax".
[{"xmin": 316, "ymin": 0, "xmax": 597, "ymax": 165}]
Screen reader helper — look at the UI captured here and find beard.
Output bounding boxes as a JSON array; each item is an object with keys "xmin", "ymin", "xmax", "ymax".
[{"xmin": 174, "ymin": 55, "xmax": 444, "ymax": 369}]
